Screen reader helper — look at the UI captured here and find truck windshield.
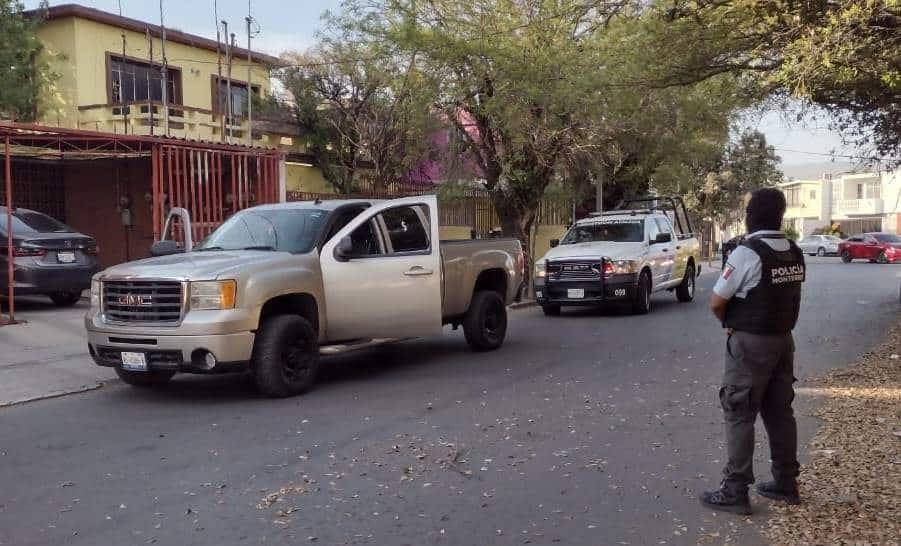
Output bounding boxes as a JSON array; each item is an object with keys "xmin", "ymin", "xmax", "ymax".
[
  {"xmin": 195, "ymin": 208, "xmax": 329, "ymax": 253},
  {"xmin": 561, "ymin": 221, "xmax": 644, "ymax": 244}
]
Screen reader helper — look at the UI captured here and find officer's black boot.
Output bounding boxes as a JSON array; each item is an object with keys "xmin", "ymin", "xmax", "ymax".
[
  {"xmin": 756, "ymin": 480, "xmax": 800, "ymax": 504},
  {"xmin": 699, "ymin": 483, "xmax": 752, "ymax": 515}
]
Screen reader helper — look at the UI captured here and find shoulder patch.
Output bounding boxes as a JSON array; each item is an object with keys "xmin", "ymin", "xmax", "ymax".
[{"xmin": 722, "ymin": 265, "xmax": 735, "ymax": 280}]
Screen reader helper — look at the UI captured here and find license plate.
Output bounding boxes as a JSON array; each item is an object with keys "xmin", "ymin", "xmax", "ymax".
[
  {"xmin": 121, "ymin": 352, "xmax": 147, "ymax": 372},
  {"xmin": 57, "ymin": 251, "xmax": 76, "ymax": 263},
  {"xmin": 567, "ymin": 288, "xmax": 585, "ymax": 299}
]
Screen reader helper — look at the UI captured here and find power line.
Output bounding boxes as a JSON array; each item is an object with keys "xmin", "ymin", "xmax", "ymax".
[{"xmin": 771, "ymin": 146, "xmax": 900, "ymax": 163}]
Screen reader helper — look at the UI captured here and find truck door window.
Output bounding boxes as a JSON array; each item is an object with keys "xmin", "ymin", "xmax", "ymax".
[
  {"xmin": 646, "ymin": 218, "xmax": 661, "ymax": 243},
  {"xmin": 348, "ymin": 219, "xmax": 383, "ymax": 256},
  {"xmin": 381, "ymin": 205, "xmax": 430, "ymax": 253}
]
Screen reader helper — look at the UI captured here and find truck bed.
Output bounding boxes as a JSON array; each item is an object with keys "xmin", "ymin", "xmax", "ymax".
[{"xmin": 440, "ymin": 238, "xmax": 523, "ymax": 319}]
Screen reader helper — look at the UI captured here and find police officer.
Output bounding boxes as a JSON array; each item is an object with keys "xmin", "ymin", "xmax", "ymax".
[{"xmin": 700, "ymin": 188, "xmax": 805, "ymax": 515}]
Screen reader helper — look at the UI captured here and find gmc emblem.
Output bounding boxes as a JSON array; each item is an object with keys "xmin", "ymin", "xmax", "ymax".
[{"xmin": 118, "ymin": 294, "xmax": 153, "ymax": 307}]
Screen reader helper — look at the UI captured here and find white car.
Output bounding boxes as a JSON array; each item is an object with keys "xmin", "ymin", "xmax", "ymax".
[{"xmin": 797, "ymin": 234, "xmax": 842, "ymax": 257}]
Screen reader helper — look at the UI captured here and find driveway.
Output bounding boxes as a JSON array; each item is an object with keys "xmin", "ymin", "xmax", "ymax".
[{"xmin": 0, "ymin": 258, "xmax": 897, "ymax": 545}]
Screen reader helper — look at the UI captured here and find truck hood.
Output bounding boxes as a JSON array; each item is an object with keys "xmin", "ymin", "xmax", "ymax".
[
  {"xmin": 540, "ymin": 242, "xmax": 648, "ymax": 262},
  {"xmin": 97, "ymin": 250, "xmax": 301, "ymax": 281}
]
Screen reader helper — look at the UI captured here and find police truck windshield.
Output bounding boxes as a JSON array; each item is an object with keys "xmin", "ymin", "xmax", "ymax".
[{"xmin": 561, "ymin": 221, "xmax": 644, "ymax": 244}]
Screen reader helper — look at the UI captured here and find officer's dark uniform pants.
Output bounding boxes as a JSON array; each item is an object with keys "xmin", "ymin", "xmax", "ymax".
[{"xmin": 721, "ymin": 331, "xmax": 800, "ymax": 491}]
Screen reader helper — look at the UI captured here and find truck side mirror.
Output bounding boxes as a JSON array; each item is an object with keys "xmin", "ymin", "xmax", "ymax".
[
  {"xmin": 549, "ymin": 239, "xmax": 559, "ymax": 248},
  {"xmin": 334, "ymin": 235, "xmax": 354, "ymax": 261},
  {"xmin": 150, "ymin": 240, "xmax": 184, "ymax": 257},
  {"xmin": 655, "ymin": 232, "xmax": 672, "ymax": 244}
]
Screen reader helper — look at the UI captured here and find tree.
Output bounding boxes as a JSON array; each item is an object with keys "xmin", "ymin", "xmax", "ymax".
[
  {"xmin": 690, "ymin": 129, "xmax": 783, "ymax": 236},
  {"xmin": 656, "ymin": 0, "xmax": 901, "ymax": 163},
  {"xmin": 0, "ymin": 1, "xmax": 55, "ymax": 121},
  {"xmin": 277, "ymin": 38, "xmax": 432, "ymax": 194}
]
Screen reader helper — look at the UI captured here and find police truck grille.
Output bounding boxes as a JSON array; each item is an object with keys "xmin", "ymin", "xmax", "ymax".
[
  {"xmin": 102, "ymin": 281, "xmax": 184, "ymax": 323},
  {"xmin": 548, "ymin": 261, "xmax": 601, "ymax": 281}
]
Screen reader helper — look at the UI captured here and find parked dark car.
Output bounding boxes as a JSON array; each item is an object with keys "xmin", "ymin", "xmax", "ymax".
[
  {"xmin": 838, "ymin": 232, "xmax": 901, "ymax": 264},
  {"xmin": 721, "ymin": 235, "xmax": 744, "ymax": 269},
  {"xmin": 0, "ymin": 206, "xmax": 100, "ymax": 306}
]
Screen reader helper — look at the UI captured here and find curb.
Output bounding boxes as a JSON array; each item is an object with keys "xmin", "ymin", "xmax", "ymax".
[{"xmin": 0, "ymin": 381, "xmax": 106, "ymax": 409}]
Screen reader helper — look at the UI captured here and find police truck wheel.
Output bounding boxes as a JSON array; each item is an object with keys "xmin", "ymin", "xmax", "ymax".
[
  {"xmin": 841, "ymin": 251, "xmax": 852, "ymax": 263},
  {"xmin": 676, "ymin": 263, "xmax": 695, "ymax": 303},
  {"xmin": 252, "ymin": 315, "xmax": 320, "ymax": 398},
  {"xmin": 464, "ymin": 290, "xmax": 508, "ymax": 351},
  {"xmin": 632, "ymin": 271, "xmax": 651, "ymax": 315},
  {"xmin": 817, "ymin": 247, "xmax": 826, "ymax": 257},
  {"xmin": 541, "ymin": 304, "xmax": 561, "ymax": 316},
  {"xmin": 115, "ymin": 368, "xmax": 175, "ymax": 387}
]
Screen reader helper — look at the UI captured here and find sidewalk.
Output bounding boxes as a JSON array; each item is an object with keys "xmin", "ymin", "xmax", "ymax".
[{"xmin": 0, "ymin": 298, "xmax": 116, "ymax": 407}]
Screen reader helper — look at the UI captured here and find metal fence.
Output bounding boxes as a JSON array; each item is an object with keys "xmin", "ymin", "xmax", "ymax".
[{"xmin": 286, "ymin": 185, "xmax": 572, "ymax": 234}]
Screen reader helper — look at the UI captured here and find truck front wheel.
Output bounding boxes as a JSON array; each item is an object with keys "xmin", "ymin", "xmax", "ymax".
[
  {"xmin": 632, "ymin": 271, "xmax": 652, "ymax": 315},
  {"xmin": 115, "ymin": 368, "xmax": 175, "ymax": 387},
  {"xmin": 252, "ymin": 315, "xmax": 320, "ymax": 398},
  {"xmin": 464, "ymin": 290, "xmax": 508, "ymax": 351}
]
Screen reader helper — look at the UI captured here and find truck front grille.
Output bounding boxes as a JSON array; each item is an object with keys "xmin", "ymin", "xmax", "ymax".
[
  {"xmin": 102, "ymin": 280, "xmax": 184, "ymax": 323},
  {"xmin": 548, "ymin": 261, "xmax": 601, "ymax": 281}
]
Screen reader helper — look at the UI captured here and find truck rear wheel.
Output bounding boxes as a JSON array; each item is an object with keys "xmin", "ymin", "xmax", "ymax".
[
  {"xmin": 676, "ymin": 263, "xmax": 695, "ymax": 303},
  {"xmin": 115, "ymin": 368, "xmax": 175, "ymax": 387},
  {"xmin": 464, "ymin": 290, "xmax": 507, "ymax": 351},
  {"xmin": 632, "ymin": 271, "xmax": 651, "ymax": 315},
  {"xmin": 252, "ymin": 315, "xmax": 320, "ymax": 398}
]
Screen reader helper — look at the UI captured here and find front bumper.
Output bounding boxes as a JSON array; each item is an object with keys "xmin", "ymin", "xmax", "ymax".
[
  {"xmin": 534, "ymin": 274, "xmax": 639, "ymax": 306},
  {"xmin": 86, "ymin": 321, "xmax": 255, "ymax": 374}
]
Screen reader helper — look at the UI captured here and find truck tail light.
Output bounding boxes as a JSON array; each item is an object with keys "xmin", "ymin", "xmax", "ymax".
[
  {"xmin": 13, "ymin": 247, "xmax": 46, "ymax": 257},
  {"xmin": 85, "ymin": 244, "xmax": 99, "ymax": 255}
]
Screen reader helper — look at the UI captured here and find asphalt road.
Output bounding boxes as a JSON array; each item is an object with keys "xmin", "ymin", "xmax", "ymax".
[{"xmin": 1, "ymin": 258, "xmax": 898, "ymax": 546}]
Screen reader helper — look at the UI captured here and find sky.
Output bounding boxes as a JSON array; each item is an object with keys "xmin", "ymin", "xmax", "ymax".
[{"xmin": 25, "ymin": 0, "xmax": 860, "ymax": 178}]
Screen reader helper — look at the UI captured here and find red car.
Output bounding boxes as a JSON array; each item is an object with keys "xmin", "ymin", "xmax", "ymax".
[{"xmin": 838, "ymin": 232, "xmax": 901, "ymax": 264}]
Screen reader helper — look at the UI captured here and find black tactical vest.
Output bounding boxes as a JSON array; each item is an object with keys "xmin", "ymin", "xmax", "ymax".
[{"xmin": 724, "ymin": 235, "xmax": 805, "ymax": 335}]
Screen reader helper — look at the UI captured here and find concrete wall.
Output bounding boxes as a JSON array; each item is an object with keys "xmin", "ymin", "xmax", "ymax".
[{"xmin": 286, "ymin": 163, "xmax": 334, "ymax": 194}]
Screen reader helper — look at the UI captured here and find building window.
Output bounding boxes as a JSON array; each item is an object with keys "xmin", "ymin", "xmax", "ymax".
[
  {"xmin": 810, "ymin": 190, "xmax": 816, "ymax": 199},
  {"xmin": 857, "ymin": 183, "xmax": 864, "ymax": 199},
  {"xmin": 870, "ymin": 184, "xmax": 881, "ymax": 199},
  {"xmin": 109, "ymin": 55, "xmax": 181, "ymax": 105},
  {"xmin": 212, "ymin": 77, "xmax": 260, "ymax": 119}
]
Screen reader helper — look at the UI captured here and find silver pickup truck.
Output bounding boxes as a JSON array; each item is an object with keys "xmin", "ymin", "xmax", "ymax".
[{"xmin": 86, "ymin": 196, "xmax": 524, "ymax": 397}]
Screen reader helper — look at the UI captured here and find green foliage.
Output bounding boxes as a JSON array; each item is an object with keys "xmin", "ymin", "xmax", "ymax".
[
  {"xmin": 782, "ymin": 226, "xmax": 800, "ymax": 241},
  {"xmin": 659, "ymin": 0, "xmax": 901, "ymax": 162},
  {"xmin": 0, "ymin": 0, "xmax": 56, "ymax": 121}
]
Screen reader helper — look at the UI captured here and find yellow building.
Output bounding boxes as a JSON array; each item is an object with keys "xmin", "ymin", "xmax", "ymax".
[{"xmin": 30, "ymin": 4, "xmax": 327, "ymax": 188}]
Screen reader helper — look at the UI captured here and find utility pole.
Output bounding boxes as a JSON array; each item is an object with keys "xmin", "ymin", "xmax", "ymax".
[
  {"xmin": 246, "ymin": 13, "xmax": 253, "ymax": 146},
  {"xmin": 118, "ymin": 0, "xmax": 128, "ymax": 134},
  {"xmin": 223, "ymin": 21, "xmax": 233, "ymax": 144},
  {"xmin": 147, "ymin": 28, "xmax": 154, "ymax": 136},
  {"xmin": 159, "ymin": 0, "xmax": 170, "ymax": 136},
  {"xmin": 215, "ymin": 2, "xmax": 225, "ymax": 141},
  {"xmin": 595, "ymin": 170, "xmax": 604, "ymax": 212}
]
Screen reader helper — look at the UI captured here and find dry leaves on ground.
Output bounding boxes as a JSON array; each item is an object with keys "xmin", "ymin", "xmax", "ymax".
[{"xmin": 763, "ymin": 324, "xmax": 901, "ymax": 546}]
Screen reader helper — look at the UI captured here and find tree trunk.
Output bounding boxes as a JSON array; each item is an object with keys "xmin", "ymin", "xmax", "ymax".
[{"xmin": 492, "ymin": 192, "xmax": 537, "ymax": 297}]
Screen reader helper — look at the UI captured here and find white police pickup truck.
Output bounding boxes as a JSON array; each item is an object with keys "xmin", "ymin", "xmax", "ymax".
[{"xmin": 533, "ymin": 197, "xmax": 701, "ymax": 316}]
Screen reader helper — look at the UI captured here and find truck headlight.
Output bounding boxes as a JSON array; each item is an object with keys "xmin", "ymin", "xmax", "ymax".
[
  {"xmin": 90, "ymin": 278, "xmax": 101, "ymax": 308},
  {"xmin": 190, "ymin": 280, "xmax": 237, "ymax": 310},
  {"xmin": 534, "ymin": 261, "xmax": 547, "ymax": 278},
  {"xmin": 608, "ymin": 260, "xmax": 640, "ymax": 275}
]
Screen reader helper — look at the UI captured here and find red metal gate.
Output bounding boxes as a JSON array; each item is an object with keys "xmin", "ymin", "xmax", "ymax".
[{"xmin": 151, "ymin": 145, "xmax": 281, "ymax": 244}]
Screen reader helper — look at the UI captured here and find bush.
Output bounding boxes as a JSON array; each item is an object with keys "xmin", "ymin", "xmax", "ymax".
[{"xmin": 782, "ymin": 226, "xmax": 800, "ymax": 241}]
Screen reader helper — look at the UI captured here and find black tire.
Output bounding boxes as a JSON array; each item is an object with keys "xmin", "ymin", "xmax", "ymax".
[
  {"xmin": 464, "ymin": 290, "xmax": 508, "ymax": 351},
  {"xmin": 115, "ymin": 368, "xmax": 175, "ymax": 387},
  {"xmin": 632, "ymin": 271, "xmax": 651, "ymax": 315},
  {"xmin": 251, "ymin": 315, "xmax": 320, "ymax": 397},
  {"xmin": 676, "ymin": 263, "xmax": 696, "ymax": 303},
  {"xmin": 49, "ymin": 291, "xmax": 81, "ymax": 307},
  {"xmin": 541, "ymin": 303, "xmax": 561, "ymax": 316},
  {"xmin": 817, "ymin": 247, "xmax": 826, "ymax": 257},
  {"xmin": 841, "ymin": 250, "xmax": 852, "ymax": 263},
  {"xmin": 877, "ymin": 251, "xmax": 888, "ymax": 264}
]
